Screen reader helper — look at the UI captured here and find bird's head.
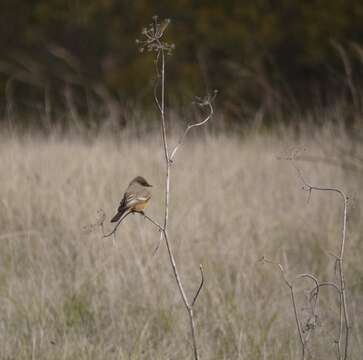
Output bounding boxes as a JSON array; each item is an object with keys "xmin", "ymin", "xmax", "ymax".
[{"xmin": 131, "ymin": 176, "xmax": 152, "ymax": 187}]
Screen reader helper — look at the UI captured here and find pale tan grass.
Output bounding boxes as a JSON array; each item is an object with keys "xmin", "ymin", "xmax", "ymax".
[{"xmin": 0, "ymin": 126, "xmax": 362, "ymax": 359}]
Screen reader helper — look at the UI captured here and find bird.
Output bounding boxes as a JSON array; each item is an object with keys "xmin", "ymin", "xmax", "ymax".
[{"xmin": 110, "ymin": 176, "xmax": 152, "ymax": 223}]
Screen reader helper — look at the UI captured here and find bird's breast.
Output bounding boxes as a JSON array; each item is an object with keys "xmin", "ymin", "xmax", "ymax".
[{"xmin": 132, "ymin": 200, "xmax": 149, "ymax": 211}]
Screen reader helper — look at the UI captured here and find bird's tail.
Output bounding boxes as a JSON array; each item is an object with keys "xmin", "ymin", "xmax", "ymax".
[{"xmin": 110, "ymin": 207, "xmax": 128, "ymax": 223}]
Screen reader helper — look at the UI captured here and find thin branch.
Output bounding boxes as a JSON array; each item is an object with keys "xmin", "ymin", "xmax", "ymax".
[
  {"xmin": 294, "ymin": 273, "xmax": 320, "ymax": 290},
  {"xmin": 191, "ymin": 265, "xmax": 204, "ymax": 307},
  {"xmin": 289, "ymin": 151, "xmax": 350, "ymax": 360},
  {"xmin": 170, "ymin": 91, "xmax": 217, "ymax": 162},
  {"xmin": 131, "ymin": 212, "xmax": 166, "ymax": 256},
  {"xmin": 157, "ymin": 46, "xmax": 201, "ymax": 360},
  {"xmin": 294, "ymin": 273, "xmax": 320, "ymax": 341},
  {"xmin": 294, "ymin": 273, "xmax": 320, "ymax": 310},
  {"xmin": 310, "ymin": 282, "xmax": 340, "ymax": 297},
  {"xmin": 140, "ymin": 212, "xmax": 164, "ymax": 232},
  {"xmin": 102, "ymin": 210, "xmax": 132, "ymax": 238},
  {"xmin": 136, "ymin": 18, "xmax": 206, "ymax": 359},
  {"xmin": 260, "ymin": 256, "xmax": 290, "ymax": 287},
  {"xmin": 261, "ymin": 257, "xmax": 306, "ymax": 358},
  {"xmin": 152, "ymin": 233, "xmax": 163, "ymax": 256},
  {"xmin": 272, "ymin": 150, "xmax": 352, "ymax": 359},
  {"xmin": 153, "ymin": 50, "xmax": 162, "ymax": 113},
  {"xmin": 290, "ymin": 285, "xmax": 306, "ymax": 358}
]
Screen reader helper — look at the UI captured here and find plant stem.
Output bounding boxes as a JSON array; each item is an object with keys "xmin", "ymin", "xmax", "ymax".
[{"xmin": 158, "ymin": 48, "xmax": 200, "ymax": 360}]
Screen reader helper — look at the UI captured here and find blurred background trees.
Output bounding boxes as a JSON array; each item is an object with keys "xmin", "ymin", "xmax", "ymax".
[{"xmin": 1, "ymin": 0, "xmax": 363, "ymax": 128}]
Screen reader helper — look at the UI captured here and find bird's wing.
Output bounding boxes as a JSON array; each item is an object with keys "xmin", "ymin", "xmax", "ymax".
[
  {"xmin": 127, "ymin": 188, "xmax": 151, "ymax": 205},
  {"xmin": 117, "ymin": 182, "xmax": 152, "ymax": 212},
  {"xmin": 117, "ymin": 193, "xmax": 128, "ymax": 212},
  {"xmin": 138, "ymin": 187, "xmax": 152, "ymax": 200},
  {"xmin": 119, "ymin": 191, "xmax": 144, "ymax": 208}
]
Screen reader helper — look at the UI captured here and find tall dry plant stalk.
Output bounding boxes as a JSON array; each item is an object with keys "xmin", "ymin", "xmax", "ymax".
[
  {"xmin": 101, "ymin": 16, "xmax": 216, "ymax": 360},
  {"xmin": 263, "ymin": 149, "xmax": 351, "ymax": 360}
]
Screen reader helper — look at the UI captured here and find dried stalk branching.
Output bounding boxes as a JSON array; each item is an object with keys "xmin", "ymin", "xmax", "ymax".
[
  {"xmin": 293, "ymin": 157, "xmax": 350, "ymax": 360},
  {"xmin": 170, "ymin": 91, "xmax": 217, "ymax": 162},
  {"xmin": 101, "ymin": 206, "xmax": 206, "ymax": 359},
  {"xmin": 263, "ymin": 150, "xmax": 351, "ymax": 360},
  {"xmin": 94, "ymin": 16, "xmax": 216, "ymax": 360},
  {"xmin": 136, "ymin": 17, "xmax": 216, "ymax": 359},
  {"xmin": 261, "ymin": 257, "xmax": 307, "ymax": 357}
]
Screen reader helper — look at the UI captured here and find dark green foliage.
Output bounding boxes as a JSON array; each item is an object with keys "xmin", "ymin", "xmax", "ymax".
[{"xmin": 1, "ymin": 1, "xmax": 363, "ymax": 126}]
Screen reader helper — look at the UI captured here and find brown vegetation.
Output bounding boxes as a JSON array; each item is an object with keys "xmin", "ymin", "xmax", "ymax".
[{"xmin": 0, "ymin": 122, "xmax": 362, "ymax": 359}]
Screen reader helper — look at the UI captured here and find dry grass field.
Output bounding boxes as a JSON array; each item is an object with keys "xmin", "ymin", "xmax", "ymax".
[{"xmin": 0, "ymin": 122, "xmax": 362, "ymax": 359}]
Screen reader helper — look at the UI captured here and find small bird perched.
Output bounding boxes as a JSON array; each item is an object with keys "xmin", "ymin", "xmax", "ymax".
[{"xmin": 110, "ymin": 176, "xmax": 152, "ymax": 223}]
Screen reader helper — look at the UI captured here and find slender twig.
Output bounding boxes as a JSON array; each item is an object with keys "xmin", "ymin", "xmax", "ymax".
[
  {"xmin": 95, "ymin": 19, "xmax": 210, "ymax": 358},
  {"xmin": 290, "ymin": 151, "xmax": 350, "ymax": 360},
  {"xmin": 140, "ymin": 212, "xmax": 163, "ymax": 231},
  {"xmin": 136, "ymin": 17, "xmax": 213, "ymax": 359},
  {"xmin": 153, "ymin": 51, "xmax": 162, "ymax": 113},
  {"xmin": 102, "ymin": 210, "xmax": 164, "ymax": 239},
  {"xmin": 294, "ymin": 273, "xmax": 320, "ymax": 313},
  {"xmin": 170, "ymin": 91, "xmax": 217, "ymax": 162},
  {"xmin": 262, "ymin": 256, "xmax": 346, "ymax": 360},
  {"xmin": 192, "ymin": 265, "xmax": 205, "ymax": 306},
  {"xmin": 266, "ymin": 150, "xmax": 352, "ymax": 359},
  {"xmin": 102, "ymin": 210, "xmax": 132, "ymax": 238},
  {"xmin": 291, "ymin": 151, "xmax": 350, "ymax": 360},
  {"xmin": 261, "ymin": 257, "xmax": 306, "ymax": 358},
  {"xmin": 152, "ymin": 233, "xmax": 163, "ymax": 256},
  {"xmin": 294, "ymin": 274, "xmax": 320, "ymax": 343},
  {"xmin": 310, "ymin": 282, "xmax": 340, "ymax": 297}
]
